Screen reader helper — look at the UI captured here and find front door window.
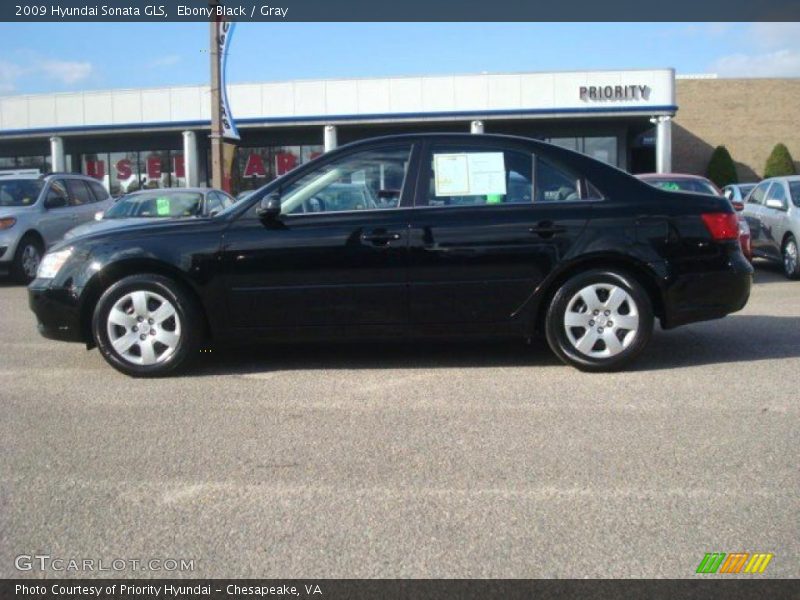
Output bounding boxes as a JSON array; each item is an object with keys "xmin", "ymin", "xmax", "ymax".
[{"xmin": 279, "ymin": 145, "xmax": 412, "ymax": 215}]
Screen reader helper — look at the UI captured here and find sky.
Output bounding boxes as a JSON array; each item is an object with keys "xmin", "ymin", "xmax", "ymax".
[{"xmin": 0, "ymin": 22, "xmax": 799, "ymax": 96}]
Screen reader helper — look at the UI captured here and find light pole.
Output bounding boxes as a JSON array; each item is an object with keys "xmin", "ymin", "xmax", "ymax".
[{"xmin": 209, "ymin": 0, "xmax": 224, "ymax": 189}]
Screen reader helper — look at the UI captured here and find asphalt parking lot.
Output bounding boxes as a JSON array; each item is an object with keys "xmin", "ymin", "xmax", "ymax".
[{"xmin": 1, "ymin": 263, "xmax": 797, "ymax": 579}]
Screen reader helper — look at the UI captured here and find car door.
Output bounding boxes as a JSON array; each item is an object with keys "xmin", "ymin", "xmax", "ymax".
[
  {"xmin": 36, "ymin": 179, "xmax": 75, "ymax": 246},
  {"xmin": 406, "ymin": 140, "xmax": 590, "ymax": 331},
  {"xmin": 761, "ymin": 180, "xmax": 790, "ymax": 258},
  {"xmin": 219, "ymin": 142, "xmax": 418, "ymax": 333},
  {"xmin": 742, "ymin": 181, "xmax": 770, "ymax": 258}
]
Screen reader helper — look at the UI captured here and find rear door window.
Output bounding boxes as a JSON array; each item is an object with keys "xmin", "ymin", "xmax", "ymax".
[
  {"xmin": 534, "ymin": 157, "xmax": 602, "ymax": 202},
  {"xmin": 87, "ymin": 180, "xmax": 110, "ymax": 202},
  {"xmin": 65, "ymin": 179, "xmax": 95, "ymax": 206},
  {"xmin": 423, "ymin": 146, "xmax": 533, "ymax": 207}
]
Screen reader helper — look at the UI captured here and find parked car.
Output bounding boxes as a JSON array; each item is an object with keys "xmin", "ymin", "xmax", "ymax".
[
  {"xmin": 723, "ymin": 183, "xmax": 757, "ymax": 210},
  {"xmin": 0, "ymin": 172, "xmax": 113, "ymax": 282},
  {"xmin": 741, "ymin": 176, "xmax": 800, "ymax": 279},
  {"xmin": 636, "ymin": 173, "xmax": 721, "ymax": 196},
  {"xmin": 637, "ymin": 173, "xmax": 752, "ymax": 260},
  {"xmin": 29, "ymin": 134, "xmax": 752, "ymax": 377},
  {"xmin": 64, "ymin": 188, "xmax": 236, "ymax": 241}
]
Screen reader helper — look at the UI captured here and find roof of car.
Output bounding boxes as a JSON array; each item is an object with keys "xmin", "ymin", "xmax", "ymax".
[
  {"xmin": 636, "ymin": 173, "xmax": 712, "ymax": 181},
  {"xmin": 764, "ymin": 175, "xmax": 800, "ymax": 182},
  {"xmin": 125, "ymin": 187, "xmax": 219, "ymax": 195}
]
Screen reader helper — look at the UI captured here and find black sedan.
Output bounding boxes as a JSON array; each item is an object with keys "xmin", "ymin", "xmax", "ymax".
[{"xmin": 29, "ymin": 134, "xmax": 752, "ymax": 376}]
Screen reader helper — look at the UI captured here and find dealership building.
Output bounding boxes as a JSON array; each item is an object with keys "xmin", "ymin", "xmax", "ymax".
[{"xmin": 0, "ymin": 68, "xmax": 797, "ymax": 194}]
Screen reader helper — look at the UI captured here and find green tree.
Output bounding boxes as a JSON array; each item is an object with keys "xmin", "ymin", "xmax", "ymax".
[
  {"xmin": 705, "ymin": 145, "xmax": 738, "ymax": 187},
  {"xmin": 764, "ymin": 143, "xmax": 797, "ymax": 178}
]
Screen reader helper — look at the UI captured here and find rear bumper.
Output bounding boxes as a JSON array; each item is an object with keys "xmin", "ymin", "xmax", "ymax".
[
  {"xmin": 662, "ymin": 249, "xmax": 753, "ymax": 329},
  {"xmin": 28, "ymin": 280, "xmax": 85, "ymax": 343}
]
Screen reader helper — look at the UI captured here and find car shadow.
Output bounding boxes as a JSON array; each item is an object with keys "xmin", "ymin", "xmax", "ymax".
[
  {"xmin": 193, "ymin": 314, "xmax": 800, "ymax": 376},
  {"xmin": 750, "ymin": 259, "xmax": 789, "ymax": 284},
  {"xmin": 193, "ymin": 339, "xmax": 560, "ymax": 376}
]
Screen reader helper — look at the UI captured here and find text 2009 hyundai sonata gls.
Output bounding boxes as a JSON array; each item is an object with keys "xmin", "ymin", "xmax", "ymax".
[{"xmin": 28, "ymin": 134, "xmax": 752, "ymax": 377}]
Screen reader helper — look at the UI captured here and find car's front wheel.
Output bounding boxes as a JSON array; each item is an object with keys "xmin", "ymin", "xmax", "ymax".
[
  {"xmin": 545, "ymin": 269, "xmax": 654, "ymax": 372},
  {"xmin": 12, "ymin": 235, "xmax": 43, "ymax": 284},
  {"xmin": 782, "ymin": 235, "xmax": 800, "ymax": 280},
  {"xmin": 92, "ymin": 274, "xmax": 203, "ymax": 377}
]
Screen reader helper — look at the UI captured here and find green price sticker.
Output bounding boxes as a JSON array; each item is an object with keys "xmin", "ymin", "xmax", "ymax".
[{"xmin": 156, "ymin": 197, "xmax": 171, "ymax": 216}]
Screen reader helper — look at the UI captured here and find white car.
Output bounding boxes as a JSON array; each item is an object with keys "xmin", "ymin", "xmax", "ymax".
[
  {"xmin": 0, "ymin": 172, "xmax": 114, "ymax": 282},
  {"xmin": 741, "ymin": 176, "xmax": 800, "ymax": 278}
]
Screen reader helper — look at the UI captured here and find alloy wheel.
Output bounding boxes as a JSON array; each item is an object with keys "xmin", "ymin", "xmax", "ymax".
[
  {"xmin": 21, "ymin": 244, "xmax": 41, "ymax": 279},
  {"xmin": 784, "ymin": 239, "xmax": 798, "ymax": 277},
  {"xmin": 106, "ymin": 290, "xmax": 181, "ymax": 366},
  {"xmin": 563, "ymin": 283, "xmax": 639, "ymax": 358}
]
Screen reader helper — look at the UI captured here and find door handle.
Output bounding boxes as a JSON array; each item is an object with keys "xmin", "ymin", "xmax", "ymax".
[
  {"xmin": 361, "ymin": 231, "xmax": 402, "ymax": 244},
  {"xmin": 529, "ymin": 222, "xmax": 566, "ymax": 238}
]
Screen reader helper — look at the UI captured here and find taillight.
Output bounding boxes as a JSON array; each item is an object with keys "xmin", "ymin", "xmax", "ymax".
[{"xmin": 701, "ymin": 212, "xmax": 739, "ymax": 241}]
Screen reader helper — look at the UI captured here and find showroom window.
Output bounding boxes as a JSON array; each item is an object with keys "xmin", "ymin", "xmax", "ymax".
[
  {"xmin": 545, "ymin": 136, "xmax": 618, "ymax": 166},
  {"xmin": 0, "ymin": 155, "xmax": 57, "ymax": 172},
  {"xmin": 82, "ymin": 151, "xmax": 185, "ymax": 195},
  {"xmin": 234, "ymin": 144, "xmax": 324, "ymax": 194}
]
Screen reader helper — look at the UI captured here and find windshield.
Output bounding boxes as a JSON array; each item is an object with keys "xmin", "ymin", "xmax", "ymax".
[
  {"xmin": 104, "ymin": 191, "xmax": 204, "ymax": 219},
  {"xmin": 645, "ymin": 178, "xmax": 719, "ymax": 196},
  {"xmin": 0, "ymin": 179, "xmax": 44, "ymax": 207},
  {"xmin": 790, "ymin": 182, "xmax": 800, "ymax": 207},
  {"xmin": 738, "ymin": 184, "xmax": 756, "ymax": 194}
]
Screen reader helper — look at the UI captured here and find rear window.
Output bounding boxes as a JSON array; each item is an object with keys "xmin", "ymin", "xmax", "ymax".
[
  {"xmin": 0, "ymin": 179, "xmax": 43, "ymax": 207},
  {"xmin": 645, "ymin": 178, "xmax": 719, "ymax": 196},
  {"xmin": 790, "ymin": 182, "xmax": 800, "ymax": 207}
]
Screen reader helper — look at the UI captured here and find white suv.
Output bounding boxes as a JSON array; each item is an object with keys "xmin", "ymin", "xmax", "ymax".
[{"xmin": 0, "ymin": 172, "xmax": 114, "ymax": 282}]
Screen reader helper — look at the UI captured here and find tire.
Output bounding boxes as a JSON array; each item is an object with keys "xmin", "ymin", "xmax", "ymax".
[
  {"xmin": 545, "ymin": 269, "xmax": 654, "ymax": 372},
  {"xmin": 11, "ymin": 234, "xmax": 44, "ymax": 284},
  {"xmin": 782, "ymin": 235, "xmax": 800, "ymax": 280},
  {"xmin": 92, "ymin": 274, "xmax": 204, "ymax": 377}
]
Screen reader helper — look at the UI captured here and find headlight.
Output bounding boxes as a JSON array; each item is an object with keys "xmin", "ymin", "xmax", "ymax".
[
  {"xmin": 0, "ymin": 217, "xmax": 16, "ymax": 230},
  {"xmin": 37, "ymin": 247, "xmax": 73, "ymax": 279}
]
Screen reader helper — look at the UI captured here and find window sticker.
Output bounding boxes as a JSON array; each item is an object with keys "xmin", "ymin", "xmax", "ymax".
[
  {"xmin": 434, "ymin": 154, "xmax": 470, "ymax": 196},
  {"xmin": 156, "ymin": 196, "xmax": 171, "ymax": 216},
  {"xmin": 434, "ymin": 152, "xmax": 507, "ymax": 197}
]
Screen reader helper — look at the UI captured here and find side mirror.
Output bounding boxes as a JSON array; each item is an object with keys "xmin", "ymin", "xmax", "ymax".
[
  {"xmin": 256, "ymin": 192, "xmax": 282, "ymax": 221},
  {"xmin": 765, "ymin": 198, "xmax": 786, "ymax": 211},
  {"xmin": 44, "ymin": 196, "xmax": 68, "ymax": 210}
]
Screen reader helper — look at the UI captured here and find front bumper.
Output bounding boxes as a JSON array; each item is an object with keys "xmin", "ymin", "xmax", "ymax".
[
  {"xmin": 662, "ymin": 246, "xmax": 753, "ymax": 329},
  {"xmin": 28, "ymin": 280, "xmax": 85, "ymax": 343}
]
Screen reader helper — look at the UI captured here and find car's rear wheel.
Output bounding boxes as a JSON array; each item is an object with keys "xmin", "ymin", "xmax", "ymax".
[
  {"xmin": 782, "ymin": 235, "xmax": 800, "ymax": 280},
  {"xmin": 92, "ymin": 274, "xmax": 203, "ymax": 377},
  {"xmin": 545, "ymin": 269, "xmax": 654, "ymax": 372},
  {"xmin": 12, "ymin": 235, "xmax": 43, "ymax": 284}
]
